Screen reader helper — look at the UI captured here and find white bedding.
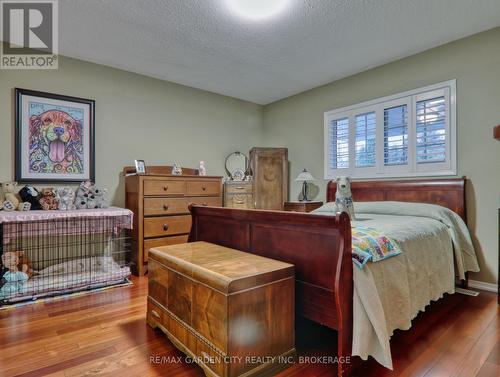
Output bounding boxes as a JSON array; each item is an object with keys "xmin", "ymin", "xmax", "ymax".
[{"xmin": 313, "ymin": 201, "xmax": 480, "ymax": 369}]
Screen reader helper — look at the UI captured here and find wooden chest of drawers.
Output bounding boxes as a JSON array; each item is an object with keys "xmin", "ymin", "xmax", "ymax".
[
  {"xmin": 124, "ymin": 166, "xmax": 222, "ymax": 275},
  {"xmin": 147, "ymin": 241, "xmax": 296, "ymax": 377},
  {"xmin": 223, "ymin": 181, "xmax": 254, "ymax": 209}
]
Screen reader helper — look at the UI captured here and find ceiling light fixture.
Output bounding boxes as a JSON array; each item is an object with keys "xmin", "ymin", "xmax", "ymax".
[{"xmin": 226, "ymin": 0, "xmax": 290, "ymax": 21}]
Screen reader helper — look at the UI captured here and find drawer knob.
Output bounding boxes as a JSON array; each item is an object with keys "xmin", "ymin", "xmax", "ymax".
[
  {"xmin": 202, "ymin": 186, "xmax": 206, "ymax": 191},
  {"xmin": 163, "ymin": 224, "xmax": 169, "ymax": 231},
  {"xmin": 236, "ymin": 186, "xmax": 244, "ymax": 190},
  {"xmin": 163, "ymin": 186, "xmax": 168, "ymax": 191},
  {"xmin": 163, "ymin": 204, "xmax": 169, "ymax": 210},
  {"xmin": 150, "ymin": 310, "xmax": 160, "ymax": 319}
]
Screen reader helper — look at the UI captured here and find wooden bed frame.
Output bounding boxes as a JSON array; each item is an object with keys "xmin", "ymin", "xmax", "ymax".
[{"xmin": 188, "ymin": 177, "xmax": 466, "ymax": 376}]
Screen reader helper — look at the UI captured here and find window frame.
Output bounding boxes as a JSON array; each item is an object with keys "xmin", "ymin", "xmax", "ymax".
[{"xmin": 324, "ymin": 80, "xmax": 456, "ymax": 180}]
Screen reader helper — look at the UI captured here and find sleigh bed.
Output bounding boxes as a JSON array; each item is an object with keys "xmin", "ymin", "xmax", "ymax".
[{"xmin": 187, "ymin": 177, "xmax": 474, "ymax": 376}]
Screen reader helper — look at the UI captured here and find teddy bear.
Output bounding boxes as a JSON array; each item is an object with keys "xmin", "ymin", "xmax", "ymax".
[
  {"xmin": 0, "ymin": 182, "xmax": 31, "ymax": 211},
  {"xmin": 0, "ymin": 251, "xmax": 30, "ymax": 300},
  {"xmin": 39, "ymin": 188, "xmax": 59, "ymax": 210},
  {"xmin": 18, "ymin": 186, "xmax": 42, "ymax": 211},
  {"xmin": 74, "ymin": 180, "xmax": 92, "ymax": 209},
  {"xmin": 74, "ymin": 181, "xmax": 109, "ymax": 209},
  {"xmin": 55, "ymin": 187, "xmax": 76, "ymax": 211},
  {"xmin": 88, "ymin": 184, "xmax": 108, "ymax": 209}
]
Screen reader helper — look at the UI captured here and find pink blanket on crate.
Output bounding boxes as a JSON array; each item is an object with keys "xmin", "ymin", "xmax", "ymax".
[
  {"xmin": 0, "ymin": 207, "xmax": 133, "ymax": 227},
  {"xmin": 0, "ymin": 207, "xmax": 133, "ymax": 244}
]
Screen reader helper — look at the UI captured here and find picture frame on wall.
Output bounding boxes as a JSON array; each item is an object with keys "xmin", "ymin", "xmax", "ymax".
[{"xmin": 15, "ymin": 88, "xmax": 95, "ymax": 183}]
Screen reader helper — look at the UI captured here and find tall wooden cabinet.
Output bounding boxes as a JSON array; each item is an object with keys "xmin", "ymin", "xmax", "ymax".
[
  {"xmin": 250, "ymin": 147, "xmax": 288, "ymax": 210},
  {"xmin": 124, "ymin": 166, "xmax": 222, "ymax": 275}
]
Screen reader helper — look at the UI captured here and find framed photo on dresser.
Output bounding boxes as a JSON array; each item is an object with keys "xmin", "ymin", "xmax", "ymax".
[
  {"xmin": 135, "ymin": 159, "xmax": 146, "ymax": 174},
  {"xmin": 15, "ymin": 88, "xmax": 95, "ymax": 183}
]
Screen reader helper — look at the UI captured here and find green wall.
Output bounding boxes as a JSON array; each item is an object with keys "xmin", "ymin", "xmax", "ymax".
[
  {"xmin": 263, "ymin": 27, "xmax": 500, "ymax": 284},
  {"xmin": 0, "ymin": 54, "xmax": 263, "ymax": 207}
]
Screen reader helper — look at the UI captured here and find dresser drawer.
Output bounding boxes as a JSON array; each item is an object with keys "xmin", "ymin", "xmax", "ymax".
[
  {"xmin": 186, "ymin": 180, "xmax": 221, "ymax": 196},
  {"xmin": 224, "ymin": 182, "xmax": 252, "ymax": 194},
  {"xmin": 144, "ymin": 197, "xmax": 222, "ymax": 216},
  {"xmin": 144, "ymin": 180, "xmax": 186, "ymax": 196},
  {"xmin": 224, "ymin": 193, "xmax": 254, "ymax": 209},
  {"xmin": 144, "ymin": 215, "xmax": 192, "ymax": 238},
  {"xmin": 144, "ymin": 235, "xmax": 189, "ymax": 261}
]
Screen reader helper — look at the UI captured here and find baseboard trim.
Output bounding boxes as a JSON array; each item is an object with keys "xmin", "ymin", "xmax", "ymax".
[{"xmin": 468, "ymin": 279, "xmax": 498, "ymax": 293}]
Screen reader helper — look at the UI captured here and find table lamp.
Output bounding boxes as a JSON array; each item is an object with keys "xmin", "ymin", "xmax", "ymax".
[{"xmin": 295, "ymin": 169, "xmax": 316, "ymax": 201}]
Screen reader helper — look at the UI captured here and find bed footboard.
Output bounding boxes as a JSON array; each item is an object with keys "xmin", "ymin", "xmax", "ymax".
[{"xmin": 188, "ymin": 205, "xmax": 353, "ymax": 376}]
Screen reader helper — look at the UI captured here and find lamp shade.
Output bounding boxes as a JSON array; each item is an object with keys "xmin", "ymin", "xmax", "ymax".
[{"xmin": 295, "ymin": 169, "xmax": 315, "ymax": 182}]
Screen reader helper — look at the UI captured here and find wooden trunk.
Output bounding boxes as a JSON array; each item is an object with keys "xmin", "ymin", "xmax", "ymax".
[
  {"xmin": 249, "ymin": 147, "xmax": 288, "ymax": 210},
  {"xmin": 124, "ymin": 165, "xmax": 222, "ymax": 275},
  {"xmin": 147, "ymin": 241, "xmax": 296, "ymax": 377}
]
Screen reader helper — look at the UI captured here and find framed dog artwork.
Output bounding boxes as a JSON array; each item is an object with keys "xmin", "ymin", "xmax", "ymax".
[{"xmin": 15, "ymin": 88, "xmax": 95, "ymax": 183}]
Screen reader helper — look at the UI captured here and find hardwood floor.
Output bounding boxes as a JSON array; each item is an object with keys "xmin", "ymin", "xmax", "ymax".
[{"xmin": 0, "ymin": 276, "xmax": 498, "ymax": 377}]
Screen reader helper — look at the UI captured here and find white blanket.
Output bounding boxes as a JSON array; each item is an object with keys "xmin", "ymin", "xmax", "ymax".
[{"xmin": 313, "ymin": 201, "xmax": 480, "ymax": 369}]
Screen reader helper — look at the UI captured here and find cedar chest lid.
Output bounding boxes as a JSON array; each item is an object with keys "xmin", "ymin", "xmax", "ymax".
[{"xmin": 149, "ymin": 241, "xmax": 294, "ymax": 294}]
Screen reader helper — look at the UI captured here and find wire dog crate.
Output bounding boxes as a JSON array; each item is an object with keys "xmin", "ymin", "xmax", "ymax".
[{"xmin": 0, "ymin": 209, "xmax": 132, "ymax": 306}]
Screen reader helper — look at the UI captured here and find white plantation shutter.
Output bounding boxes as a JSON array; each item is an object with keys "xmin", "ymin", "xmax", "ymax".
[
  {"xmin": 324, "ymin": 80, "xmax": 456, "ymax": 179},
  {"xmin": 355, "ymin": 112, "xmax": 376, "ymax": 167},
  {"xmin": 416, "ymin": 96, "xmax": 446, "ymax": 163},
  {"xmin": 384, "ymin": 105, "xmax": 408, "ymax": 166},
  {"xmin": 329, "ymin": 118, "xmax": 349, "ymax": 169}
]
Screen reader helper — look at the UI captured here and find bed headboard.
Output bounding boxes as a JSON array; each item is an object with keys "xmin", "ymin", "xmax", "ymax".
[{"xmin": 326, "ymin": 177, "xmax": 466, "ymax": 221}]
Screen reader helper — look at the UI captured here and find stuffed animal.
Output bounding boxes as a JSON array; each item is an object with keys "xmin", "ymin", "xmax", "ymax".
[
  {"xmin": 0, "ymin": 251, "xmax": 29, "ymax": 300},
  {"xmin": 89, "ymin": 184, "xmax": 108, "ymax": 209},
  {"xmin": 55, "ymin": 187, "xmax": 76, "ymax": 211},
  {"xmin": 18, "ymin": 186, "xmax": 42, "ymax": 211},
  {"xmin": 334, "ymin": 176, "xmax": 356, "ymax": 220},
  {"xmin": 0, "ymin": 182, "xmax": 31, "ymax": 211},
  {"xmin": 74, "ymin": 180, "xmax": 92, "ymax": 209},
  {"xmin": 39, "ymin": 188, "xmax": 59, "ymax": 210},
  {"xmin": 17, "ymin": 250, "xmax": 33, "ymax": 278},
  {"xmin": 74, "ymin": 181, "xmax": 109, "ymax": 209}
]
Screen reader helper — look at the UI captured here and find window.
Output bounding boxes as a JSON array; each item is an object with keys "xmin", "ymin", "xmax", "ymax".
[
  {"xmin": 355, "ymin": 112, "xmax": 376, "ymax": 168},
  {"xmin": 416, "ymin": 97, "xmax": 446, "ymax": 163},
  {"xmin": 324, "ymin": 80, "xmax": 456, "ymax": 179},
  {"xmin": 329, "ymin": 118, "xmax": 349, "ymax": 169},
  {"xmin": 384, "ymin": 105, "xmax": 408, "ymax": 166}
]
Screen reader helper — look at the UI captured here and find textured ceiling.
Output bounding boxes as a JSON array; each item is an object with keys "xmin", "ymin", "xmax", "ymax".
[{"xmin": 57, "ymin": 0, "xmax": 500, "ymax": 104}]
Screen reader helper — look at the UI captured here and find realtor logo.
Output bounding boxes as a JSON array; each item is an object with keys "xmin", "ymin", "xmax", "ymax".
[{"xmin": 1, "ymin": 0, "xmax": 58, "ymax": 69}]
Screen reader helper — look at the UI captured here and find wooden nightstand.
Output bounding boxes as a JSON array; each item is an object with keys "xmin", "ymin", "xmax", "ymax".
[{"xmin": 284, "ymin": 201, "xmax": 323, "ymax": 213}]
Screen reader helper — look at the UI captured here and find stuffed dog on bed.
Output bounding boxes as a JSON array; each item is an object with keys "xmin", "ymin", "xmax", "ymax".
[{"xmin": 334, "ymin": 176, "xmax": 356, "ymax": 220}]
